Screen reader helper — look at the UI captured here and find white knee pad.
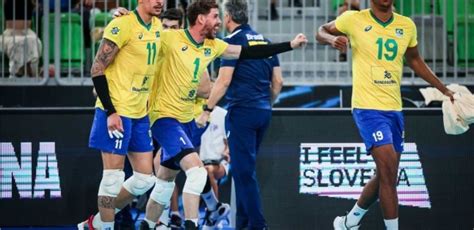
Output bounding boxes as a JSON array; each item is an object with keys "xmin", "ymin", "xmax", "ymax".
[
  {"xmin": 98, "ymin": 169, "xmax": 125, "ymax": 197},
  {"xmin": 183, "ymin": 166, "xmax": 207, "ymax": 196},
  {"xmin": 149, "ymin": 178, "xmax": 175, "ymax": 206},
  {"xmin": 122, "ymin": 171, "xmax": 155, "ymax": 196}
]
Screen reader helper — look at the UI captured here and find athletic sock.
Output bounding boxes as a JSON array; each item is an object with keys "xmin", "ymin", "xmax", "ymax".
[
  {"xmin": 202, "ymin": 189, "xmax": 218, "ymax": 211},
  {"xmin": 384, "ymin": 218, "xmax": 398, "ymax": 230},
  {"xmin": 144, "ymin": 217, "xmax": 157, "ymax": 228},
  {"xmin": 346, "ymin": 203, "xmax": 368, "ymax": 226}
]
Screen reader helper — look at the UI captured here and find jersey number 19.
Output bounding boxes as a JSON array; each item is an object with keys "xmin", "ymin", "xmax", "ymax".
[{"xmin": 376, "ymin": 38, "xmax": 398, "ymax": 61}]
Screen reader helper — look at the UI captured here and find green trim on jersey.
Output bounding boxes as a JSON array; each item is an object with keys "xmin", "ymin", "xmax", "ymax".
[
  {"xmin": 370, "ymin": 10, "xmax": 394, "ymax": 28},
  {"xmin": 133, "ymin": 10, "xmax": 151, "ymax": 31},
  {"xmin": 184, "ymin": 29, "xmax": 203, "ymax": 48}
]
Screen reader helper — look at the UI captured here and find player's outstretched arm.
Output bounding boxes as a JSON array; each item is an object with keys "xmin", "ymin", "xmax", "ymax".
[
  {"xmin": 405, "ymin": 46, "xmax": 454, "ymax": 101},
  {"xmin": 91, "ymin": 38, "xmax": 124, "ymax": 136},
  {"xmin": 316, "ymin": 20, "xmax": 349, "ymax": 52},
  {"xmin": 220, "ymin": 33, "xmax": 308, "ymax": 60}
]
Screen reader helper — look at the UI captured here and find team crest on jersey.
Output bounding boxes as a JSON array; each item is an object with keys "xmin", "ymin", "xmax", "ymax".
[
  {"xmin": 204, "ymin": 48, "xmax": 211, "ymax": 57},
  {"xmin": 395, "ymin": 28, "xmax": 404, "ymax": 37},
  {"xmin": 111, "ymin": 27, "xmax": 120, "ymax": 35},
  {"xmin": 155, "ymin": 31, "xmax": 160, "ymax": 38},
  {"xmin": 138, "ymin": 33, "xmax": 143, "ymax": 40},
  {"xmin": 364, "ymin": 25, "xmax": 372, "ymax": 32}
]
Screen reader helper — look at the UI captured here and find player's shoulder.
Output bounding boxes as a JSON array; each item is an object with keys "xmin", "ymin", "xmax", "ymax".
[
  {"xmin": 394, "ymin": 12, "xmax": 416, "ymax": 28},
  {"xmin": 204, "ymin": 37, "xmax": 227, "ymax": 49},
  {"xmin": 224, "ymin": 28, "xmax": 247, "ymax": 43},
  {"xmin": 152, "ymin": 16, "xmax": 163, "ymax": 30},
  {"xmin": 340, "ymin": 9, "xmax": 362, "ymax": 19},
  {"xmin": 161, "ymin": 28, "xmax": 183, "ymax": 39},
  {"xmin": 110, "ymin": 13, "xmax": 135, "ymax": 25}
]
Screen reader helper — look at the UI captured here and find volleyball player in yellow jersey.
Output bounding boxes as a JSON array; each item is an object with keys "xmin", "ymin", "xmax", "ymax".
[
  {"xmin": 317, "ymin": 0, "xmax": 454, "ymax": 229},
  {"xmin": 140, "ymin": 1, "xmax": 307, "ymax": 229},
  {"xmin": 79, "ymin": 1, "xmax": 164, "ymax": 229}
]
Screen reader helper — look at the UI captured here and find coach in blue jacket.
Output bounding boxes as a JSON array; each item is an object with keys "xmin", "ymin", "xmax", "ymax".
[{"xmin": 196, "ymin": 1, "xmax": 283, "ymax": 229}]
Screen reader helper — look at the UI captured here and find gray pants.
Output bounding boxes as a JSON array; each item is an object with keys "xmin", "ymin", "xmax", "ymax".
[{"xmin": 0, "ymin": 28, "xmax": 42, "ymax": 77}]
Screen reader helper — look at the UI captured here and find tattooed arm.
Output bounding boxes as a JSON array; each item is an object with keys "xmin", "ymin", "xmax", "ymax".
[
  {"xmin": 91, "ymin": 38, "xmax": 120, "ymax": 77},
  {"xmin": 91, "ymin": 38, "xmax": 124, "ymax": 136}
]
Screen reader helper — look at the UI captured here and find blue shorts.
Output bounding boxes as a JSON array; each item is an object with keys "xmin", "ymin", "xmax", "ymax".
[
  {"xmin": 151, "ymin": 118, "xmax": 196, "ymax": 170},
  {"xmin": 89, "ymin": 108, "xmax": 153, "ymax": 155},
  {"xmin": 191, "ymin": 121, "xmax": 209, "ymax": 147},
  {"xmin": 352, "ymin": 108, "xmax": 405, "ymax": 153}
]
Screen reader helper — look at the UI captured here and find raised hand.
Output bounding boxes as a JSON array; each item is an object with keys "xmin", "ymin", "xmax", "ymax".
[{"xmin": 290, "ymin": 33, "xmax": 308, "ymax": 49}]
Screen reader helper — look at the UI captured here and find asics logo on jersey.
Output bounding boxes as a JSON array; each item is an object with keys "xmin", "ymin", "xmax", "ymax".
[
  {"xmin": 364, "ymin": 25, "xmax": 372, "ymax": 32},
  {"xmin": 182, "ymin": 45, "xmax": 188, "ymax": 51},
  {"xmin": 138, "ymin": 33, "xmax": 143, "ymax": 40},
  {"xmin": 111, "ymin": 27, "xmax": 120, "ymax": 35}
]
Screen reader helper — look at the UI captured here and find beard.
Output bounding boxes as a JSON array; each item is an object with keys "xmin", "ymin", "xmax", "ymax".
[{"xmin": 203, "ymin": 24, "xmax": 217, "ymax": 39}]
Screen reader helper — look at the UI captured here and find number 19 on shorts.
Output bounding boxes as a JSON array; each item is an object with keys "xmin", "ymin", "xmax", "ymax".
[{"xmin": 372, "ymin": 131, "xmax": 384, "ymax": 142}]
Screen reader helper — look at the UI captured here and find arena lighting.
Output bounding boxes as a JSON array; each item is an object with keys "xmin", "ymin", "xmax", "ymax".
[
  {"xmin": 299, "ymin": 143, "xmax": 431, "ymax": 209},
  {"xmin": 0, "ymin": 142, "xmax": 62, "ymax": 199}
]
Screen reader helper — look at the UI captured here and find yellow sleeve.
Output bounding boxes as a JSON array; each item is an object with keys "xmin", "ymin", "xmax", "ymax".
[
  {"xmin": 334, "ymin": 10, "xmax": 357, "ymax": 35},
  {"xmin": 103, "ymin": 17, "xmax": 131, "ymax": 48},
  {"xmin": 214, "ymin": 38, "xmax": 229, "ymax": 57},
  {"xmin": 408, "ymin": 19, "xmax": 418, "ymax": 48},
  {"xmin": 159, "ymin": 30, "xmax": 173, "ymax": 54}
]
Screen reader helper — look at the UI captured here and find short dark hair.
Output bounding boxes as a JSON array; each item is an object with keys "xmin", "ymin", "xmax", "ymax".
[
  {"xmin": 224, "ymin": 0, "xmax": 248, "ymax": 25},
  {"xmin": 186, "ymin": 0, "xmax": 219, "ymax": 26},
  {"xmin": 160, "ymin": 8, "xmax": 184, "ymax": 27}
]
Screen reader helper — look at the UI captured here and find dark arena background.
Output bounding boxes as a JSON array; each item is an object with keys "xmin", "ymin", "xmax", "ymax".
[{"xmin": 1, "ymin": 0, "xmax": 473, "ymax": 230}]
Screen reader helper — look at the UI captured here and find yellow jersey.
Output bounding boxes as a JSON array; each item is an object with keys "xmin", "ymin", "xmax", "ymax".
[
  {"xmin": 149, "ymin": 29, "xmax": 228, "ymax": 124},
  {"xmin": 95, "ymin": 10, "xmax": 162, "ymax": 118},
  {"xmin": 335, "ymin": 9, "xmax": 417, "ymax": 111}
]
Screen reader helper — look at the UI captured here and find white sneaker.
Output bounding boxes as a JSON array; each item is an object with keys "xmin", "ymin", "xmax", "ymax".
[
  {"xmin": 215, "ymin": 203, "xmax": 231, "ymax": 221},
  {"xmin": 333, "ymin": 216, "xmax": 360, "ymax": 230},
  {"xmin": 202, "ymin": 203, "xmax": 231, "ymax": 230}
]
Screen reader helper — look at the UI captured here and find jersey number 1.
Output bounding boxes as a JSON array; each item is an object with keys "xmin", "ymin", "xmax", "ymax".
[
  {"xmin": 192, "ymin": 58, "xmax": 200, "ymax": 83},
  {"xmin": 146, "ymin": 42, "xmax": 157, "ymax": 65},
  {"xmin": 376, "ymin": 38, "xmax": 398, "ymax": 61}
]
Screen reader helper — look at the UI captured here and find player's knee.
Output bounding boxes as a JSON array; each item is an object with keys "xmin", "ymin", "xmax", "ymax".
[
  {"xmin": 149, "ymin": 178, "xmax": 175, "ymax": 206},
  {"xmin": 183, "ymin": 166, "xmax": 208, "ymax": 195},
  {"xmin": 122, "ymin": 171, "xmax": 155, "ymax": 196},
  {"xmin": 98, "ymin": 169, "xmax": 125, "ymax": 197}
]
